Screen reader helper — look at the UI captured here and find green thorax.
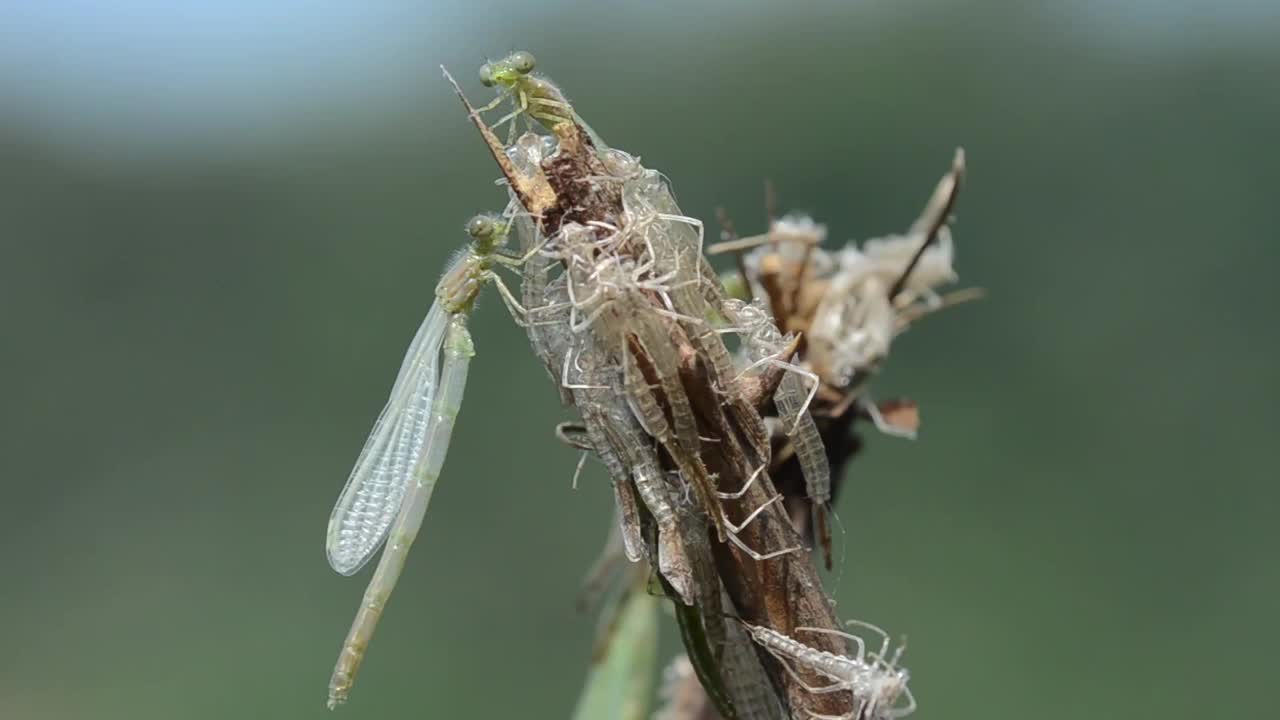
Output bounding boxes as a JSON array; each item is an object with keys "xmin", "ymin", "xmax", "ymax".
[{"xmin": 436, "ymin": 251, "xmax": 490, "ymax": 315}]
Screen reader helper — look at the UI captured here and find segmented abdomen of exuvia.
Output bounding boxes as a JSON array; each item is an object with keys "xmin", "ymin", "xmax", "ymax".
[{"xmin": 750, "ymin": 626, "xmax": 857, "ymax": 681}]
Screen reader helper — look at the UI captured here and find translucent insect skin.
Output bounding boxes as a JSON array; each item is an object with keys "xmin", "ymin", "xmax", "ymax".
[
  {"xmin": 528, "ymin": 212, "xmax": 721, "ymax": 604},
  {"xmin": 698, "ymin": 256, "xmax": 772, "ymax": 457},
  {"xmin": 524, "ymin": 227, "xmax": 655, "ymax": 569},
  {"xmin": 561, "ymin": 235, "xmax": 729, "ymax": 543},
  {"xmin": 715, "ymin": 589, "xmax": 790, "ymax": 720},
  {"xmin": 620, "ymin": 328, "xmax": 725, "ymax": 544},
  {"xmin": 582, "ymin": 397, "xmax": 648, "ymax": 566},
  {"xmin": 740, "ymin": 620, "xmax": 916, "ymax": 720},
  {"xmin": 558, "ymin": 292, "xmax": 698, "ymax": 603},
  {"xmin": 565, "ymin": 227, "xmax": 799, "ymax": 565},
  {"xmin": 553, "ymin": 183, "xmax": 804, "ymax": 563},
  {"xmin": 579, "ymin": 348, "xmax": 698, "ymax": 604},
  {"xmin": 808, "ymin": 272, "xmax": 896, "ymax": 389},
  {"xmin": 326, "ymin": 216, "xmax": 530, "ymax": 709},
  {"xmin": 730, "ymin": 299, "xmax": 831, "ymax": 508},
  {"xmin": 567, "ymin": 330, "xmax": 651, "ymax": 569},
  {"xmin": 626, "ymin": 173, "xmax": 773, "ymax": 460},
  {"xmin": 807, "ymin": 156, "xmax": 965, "ymax": 388},
  {"xmin": 621, "ymin": 423, "xmax": 697, "ymax": 604},
  {"xmin": 506, "ymin": 133, "xmax": 581, "ymax": 409}
]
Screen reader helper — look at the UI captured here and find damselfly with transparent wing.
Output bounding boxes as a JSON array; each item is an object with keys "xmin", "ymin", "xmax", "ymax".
[{"xmin": 325, "ymin": 214, "xmax": 532, "ymax": 709}]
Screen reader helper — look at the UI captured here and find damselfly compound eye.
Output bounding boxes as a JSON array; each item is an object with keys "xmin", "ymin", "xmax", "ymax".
[
  {"xmin": 478, "ymin": 63, "xmax": 495, "ymax": 87},
  {"xmin": 509, "ymin": 51, "xmax": 536, "ymax": 74},
  {"xmin": 467, "ymin": 215, "xmax": 496, "ymax": 239}
]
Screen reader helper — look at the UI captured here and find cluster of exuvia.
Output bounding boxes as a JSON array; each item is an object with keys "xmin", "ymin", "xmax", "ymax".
[
  {"xmin": 320, "ymin": 51, "xmax": 954, "ymax": 720},
  {"xmin": 508, "ymin": 133, "xmax": 827, "ymax": 587},
  {"xmin": 707, "ymin": 152, "xmax": 979, "ymax": 581},
  {"xmin": 714, "ymin": 148, "xmax": 974, "ymax": 423}
]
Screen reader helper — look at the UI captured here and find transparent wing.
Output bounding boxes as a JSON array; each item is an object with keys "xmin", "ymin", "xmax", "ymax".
[{"xmin": 325, "ymin": 299, "xmax": 450, "ymax": 575}]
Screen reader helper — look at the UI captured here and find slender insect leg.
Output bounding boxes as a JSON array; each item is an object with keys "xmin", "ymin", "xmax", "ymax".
[
  {"xmin": 565, "ymin": 277, "xmax": 610, "ymax": 332},
  {"xmin": 490, "ymin": 104, "xmax": 524, "ymax": 131},
  {"xmin": 485, "ymin": 272, "xmax": 531, "ymax": 327},
  {"xmin": 553, "ymin": 422, "xmax": 594, "ymax": 487},
  {"xmin": 884, "ymin": 636, "xmax": 908, "ymax": 669},
  {"xmin": 844, "ymin": 619, "xmax": 892, "ymax": 662},
  {"xmin": 736, "ymin": 354, "xmax": 820, "ymax": 433},
  {"xmin": 491, "ymin": 87, "xmax": 531, "ymax": 144},
  {"xmin": 649, "ymin": 303, "xmax": 706, "ymax": 326},
  {"xmin": 723, "ymin": 501, "xmax": 803, "ymax": 561},
  {"xmin": 570, "ymin": 452, "xmax": 589, "ymax": 489},
  {"xmin": 531, "ymin": 110, "xmax": 573, "ymax": 127},
  {"xmin": 494, "ymin": 235, "xmax": 549, "ymax": 267},
  {"xmin": 630, "ymin": 455, "xmax": 695, "ymax": 605},
  {"xmin": 861, "ymin": 398, "xmax": 918, "ymax": 440},
  {"xmin": 726, "ymin": 493, "xmax": 785, "ymax": 532},
  {"xmin": 554, "ymin": 422, "xmax": 593, "ymax": 451},
  {"xmin": 713, "ymin": 464, "xmax": 802, "ymax": 560},
  {"xmin": 655, "ymin": 212, "xmax": 705, "ymax": 257},
  {"xmin": 894, "ymin": 687, "xmax": 918, "ymax": 717},
  {"xmin": 470, "ymin": 91, "xmax": 509, "ymax": 118},
  {"xmin": 562, "ymin": 348, "xmax": 608, "ymax": 391},
  {"xmin": 528, "ymin": 96, "xmax": 572, "ymax": 113},
  {"xmin": 716, "ymin": 464, "xmax": 766, "ymax": 500}
]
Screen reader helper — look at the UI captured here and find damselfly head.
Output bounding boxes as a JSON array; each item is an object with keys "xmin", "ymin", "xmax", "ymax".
[
  {"xmin": 479, "ymin": 51, "xmax": 537, "ymax": 88},
  {"xmin": 465, "ymin": 213, "xmax": 507, "ymax": 252}
]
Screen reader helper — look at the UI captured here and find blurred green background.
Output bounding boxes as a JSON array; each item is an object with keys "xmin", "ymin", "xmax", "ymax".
[{"xmin": 3, "ymin": 1, "xmax": 1276, "ymax": 718}]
